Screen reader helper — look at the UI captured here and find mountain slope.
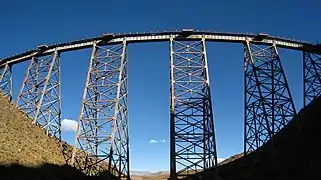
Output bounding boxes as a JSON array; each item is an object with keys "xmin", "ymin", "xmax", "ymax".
[
  {"xmin": 0, "ymin": 95, "xmax": 65, "ymax": 166},
  {"xmin": 0, "ymin": 94, "xmax": 118, "ymax": 180}
]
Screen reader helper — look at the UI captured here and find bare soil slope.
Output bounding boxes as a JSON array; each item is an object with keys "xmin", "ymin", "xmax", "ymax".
[
  {"xmin": 131, "ymin": 171, "xmax": 169, "ymax": 180},
  {"xmin": 0, "ymin": 95, "xmax": 65, "ymax": 166},
  {"xmin": 0, "ymin": 94, "xmax": 117, "ymax": 180}
]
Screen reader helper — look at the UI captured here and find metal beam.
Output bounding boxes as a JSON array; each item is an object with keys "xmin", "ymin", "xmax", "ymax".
[
  {"xmin": 1, "ymin": 31, "xmax": 320, "ymax": 65},
  {"xmin": 16, "ymin": 49, "xmax": 61, "ymax": 139},
  {"xmin": 303, "ymin": 52, "xmax": 321, "ymax": 106},
  {"xmin": 169, "ymin": 36, "xmax": 218, "ymax": 179},
  {"xmin": 0, "ymin": 63, "xmax": 12, "ymax": 100},
  {"xmin": 71, "ymin": 40, "xmax": 130, "ymax": 179},
  {"xmin": 244, "ymin": 40, "xmax": 296, "ymax": 154}
]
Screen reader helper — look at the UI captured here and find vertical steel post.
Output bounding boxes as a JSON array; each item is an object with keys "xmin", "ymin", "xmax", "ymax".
[
  {"xmin": 244, "ymin": 40, "xmax": 296, "ymax": 154},
  {"xmin": 169, "ymin": 36, "xmax": 218, "ymax": 179},
  {"xmin": 169, "ymin": 36, "xmax": 176, "ymax": 180},
  {"xmin": 0, "ymin": 63, "xmax": 12, "ymax": 100},
  {"xmin": 72, "ymin": 40, "xmax": 130, "ymax": 179},
  {"xmin": 303, "ymin": 52, "xmax": 321, "ymax": 106},
  {"xmin": 16, "ymin": 50, "xmax": 61, "ymax": 139}
]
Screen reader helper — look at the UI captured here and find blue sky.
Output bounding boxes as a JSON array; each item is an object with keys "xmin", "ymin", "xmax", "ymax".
[{"xmin": 1, "ymin": 0, "xmax": 321, "ymax": 172}]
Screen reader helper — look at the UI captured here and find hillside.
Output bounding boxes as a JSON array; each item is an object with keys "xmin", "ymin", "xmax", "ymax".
[
  {"xmin": 4, "ymin": 89, "xmax": 321, "ymax": 180},
  {"xmin": 0, "ymin": 94, "xmax": 117, "ymax": 179},
  {"xmin": 131, "ymin": 171, "xmax": 169, "ymax": 180},
  {"xmin": 0, "ymin": 95, "xmax": 66, "ymax": 166},
  {"xmin": 184, "ymin": 96, "xmax": 321, "ymax": 179}
]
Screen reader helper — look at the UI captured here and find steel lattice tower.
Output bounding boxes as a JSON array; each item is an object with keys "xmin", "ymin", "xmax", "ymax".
[
  {"xmin": 71, "ymin": 40, "xmax": 129, "ymax": 179},
  {"xmin": 169, "ymin": 36, "xmax": 218, "ymax": 179},
  {"xmin": 16, "ymin": 50, "xmax": 61, "ymax": 139},
  {"xmin": 0, "ymin": 63, "xmax": 12, "ymax": 100},
  {"xmin": 244, "ymin": 40, "xmax": 296, "ymax": 154},
  {"xmin": 303, "ymin": 52, "xmax": 321, "ymax": 106}
]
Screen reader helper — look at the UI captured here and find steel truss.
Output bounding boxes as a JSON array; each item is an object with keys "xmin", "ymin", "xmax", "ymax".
[
  {"xmin": 0, "ymin": 63, "xmax": 12, "ymax": 100},
  {"xmin": 169, "ymin": 36, "xmax": 218, "ymax": 179},
  {"xmin": 71, "ymin": 40, "xmax": 129, "ymax": 179},
  {"xmin": 303, "ymin": 52, "xmax": 321, "ymax": 106},
  {"xmin": 16, "ymin": 50, "xmax": 61, "ymax": 139},
  {"xmin": 244, "ymin": 40, "xmax": 296, "ymax": 154}
]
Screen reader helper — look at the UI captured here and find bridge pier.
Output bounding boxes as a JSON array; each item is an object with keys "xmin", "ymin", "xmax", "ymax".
[
  {"xmin": 169, "ymin": 36, "xmax": 218, "ymax": 179},
  {"xmin": 0, "ymin": 63, "xmax": 12, "ymax": 101},
  {"xmin": 71, "ymin": 39, "xmax": 130, "ymax": 179},
  {"xmin": 16, "ymin": 49, "xmax": 61, "ymax": 139},
  {"xmin": 303, "ymin": 52, "xmax": 321, "ymax": 106},
  {"xmin": 244, "ymin": 40, "xmax": 296, "ymax": 154}
]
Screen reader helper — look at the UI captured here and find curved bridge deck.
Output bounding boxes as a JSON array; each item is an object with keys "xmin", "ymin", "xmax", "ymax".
[{"xmin": 1, "ymin": 30, "xmax": 321, "ymax": 65}]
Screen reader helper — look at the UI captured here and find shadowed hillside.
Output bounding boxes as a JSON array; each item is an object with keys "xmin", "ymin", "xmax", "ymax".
[
  {"xmin": 183, "ymin": 96, "xmax": 321, "ymax": 180},
  {"xmin": 0, "ymin": 94, "xmax": 117, "ymax": 179}
]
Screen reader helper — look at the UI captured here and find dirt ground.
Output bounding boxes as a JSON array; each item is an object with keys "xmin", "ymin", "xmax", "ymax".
[
  {"xmin": 0, "ymin": 95, "xmax": 66, "ymax": 166},
  {"xmin": 0, "ymin": 94, "xmax": 119, "ymax": 179}
]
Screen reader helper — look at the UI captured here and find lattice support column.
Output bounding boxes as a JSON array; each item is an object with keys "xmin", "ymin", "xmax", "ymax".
[
  {"xmin": 0, "ymin": 63, "xmax": 12, "ymax": 100},
  {"xmin": 169, "ymin": 36, "xmax": 218, "ymax": 179},
  {"xmin": 303, "ymin": 52, "xmax": 321, "ymax": 106},
  {"xmin": 244, "ymin": 40, "xmax": 296, "ymax": 154},
  {"xmin": 16, "ymin": 50, "xmax": 61, "ymax": 139},
  {"xmin": 71, "ymin": 40, "xmax": 130, "ymax": 179}
]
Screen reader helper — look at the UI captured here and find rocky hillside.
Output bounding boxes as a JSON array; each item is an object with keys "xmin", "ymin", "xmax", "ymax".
[
  {"xmin": 0, "ymin": 94, "xmax": 117, "ymax": 179},
  {"xmin": 0, "ymin": 95, "xmax": 66, "ymax": 166}
]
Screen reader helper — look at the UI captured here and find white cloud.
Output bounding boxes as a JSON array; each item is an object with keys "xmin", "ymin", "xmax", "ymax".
[
  {"xmin": 149, "ymin": 140, "xmax": 158, "ymax": 144},
  {"xmin": 61, "ymin": 119, "xmax": 78, "ymax": 132},
  {"xmin": 149, "ymin": 139, "xmax": 166, "ymax": 144}
]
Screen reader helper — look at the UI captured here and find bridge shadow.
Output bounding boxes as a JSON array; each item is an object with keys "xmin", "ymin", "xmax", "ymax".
[{"xmin": 0, "ymin": 163, "xmax": 118, "ymax": 180}]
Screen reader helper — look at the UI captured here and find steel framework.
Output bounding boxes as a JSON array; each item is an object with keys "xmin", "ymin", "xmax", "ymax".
[
  {"xmin": 303, "ymin": 52, "xmax": 321, "ymax": 106},
  {"xmin": 1, "ymin": 30, "xmax": 320, "ymax": 179},
  {"xmin": 71, "ymin": 40, "xmax": 129, "ymax": 179},
  {"xmin": 244, "ymin": 40, "xmax": 297, "ymax": 154},
  {"xmin": 0, "ymin": 63, "xmax": 12, "ymax": 100},
  {"xmin": 169, "ymin": 36, "xmax": 218, "ymax": 179},
  {"xmin": 16, "ymin": 50, "xmax": 61, "ymax": 138}
]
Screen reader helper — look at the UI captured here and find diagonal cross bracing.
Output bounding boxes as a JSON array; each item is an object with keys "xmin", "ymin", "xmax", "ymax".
[
  {"xmin": 169, "ymin": 36, "xmax": 218, "ymax": 179},
  {"xmin": 244, "ymin": 40, "xmax": 296, "ymax": 154},
  {"xmin": 16, "ymin": 50, "xmax": 61, "ymax": 139},
  {"xmin": 303, "ymin": 52, "xmax": 321, "ymax": 106},
  {"xmin": 71, "ymin": 40, "xmax": 129, "ymax": 179},
  {"xmin": 0, "ymin": 63, "xmax": 12, "ymax": 100}
]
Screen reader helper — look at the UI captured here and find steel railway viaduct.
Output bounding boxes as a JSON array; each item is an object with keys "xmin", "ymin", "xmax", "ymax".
[{"xmin": 0, "ymin": 29, "xmax": 320, "ymax": 179}]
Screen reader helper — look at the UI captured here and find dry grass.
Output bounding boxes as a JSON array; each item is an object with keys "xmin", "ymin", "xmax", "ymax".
[
  {"xmin": 131, "ymin": 172, "xmax": 169, "ymax": 180},
  {"xmin": 0, "ymin": 94, "xmax": 120, "ymax": 179},
  {"xmin": 0, "ymin": 95, "xmax": 66, "ymax": 166}
]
